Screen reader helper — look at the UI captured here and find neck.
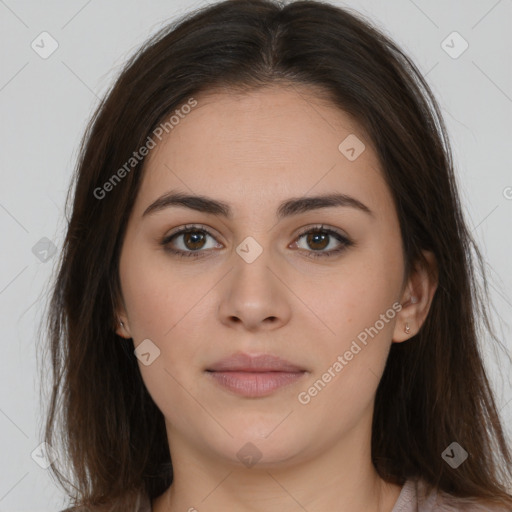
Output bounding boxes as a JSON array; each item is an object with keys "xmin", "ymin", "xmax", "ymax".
[{"xmin": 152, "ymin": 419, "xmax": 402, "ymax": 512}]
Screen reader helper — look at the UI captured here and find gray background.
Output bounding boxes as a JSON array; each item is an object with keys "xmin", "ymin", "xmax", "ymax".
[{"xmin": 0, "ymin": 0, "xmax": 511, "ymax": 510}]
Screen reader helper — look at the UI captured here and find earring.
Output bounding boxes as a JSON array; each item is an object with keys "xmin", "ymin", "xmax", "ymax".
[
  {"xmin": 119, "ymin": 320, "xmax": 124, "ymax": 328},
  {"xmin": 410, "ymin": 296, "xmax": 418, "ymax": 304},
  {"xmin": 404, "ymin": 322, "xmax": 410, "ymax": 334}
]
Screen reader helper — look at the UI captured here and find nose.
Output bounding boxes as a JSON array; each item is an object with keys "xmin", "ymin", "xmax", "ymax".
[{"xmin": 217, "ymin": 249, "xmax": 292, "ymax": 332}]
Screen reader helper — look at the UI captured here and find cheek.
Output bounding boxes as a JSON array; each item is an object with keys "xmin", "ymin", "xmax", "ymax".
[
  {"xmin": 294, "ymin": 279, "xmax": 398, "ymax": 434},
  {"xmin": 121, "ymin": 256, "xmax": 209, "ymax": 427},
  {"xmin": 292, "ymin": 245, "xmax": 402, "ymax": 405},
  {"xmin": 294, "ymin": 253, "xmax": 402, "ymax": 346},
  {"xmin": 119, "ymin": 242, "xmax": 203, "ymax": 340},
  {"xmin": 119, "ymin": 245, "xmax": 211, "ymax": 387}
]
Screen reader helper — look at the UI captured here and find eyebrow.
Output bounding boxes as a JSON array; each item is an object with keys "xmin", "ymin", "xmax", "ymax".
[{"xmin": 142, "ymin": 190, "xmax": 374, "ymax": 220}]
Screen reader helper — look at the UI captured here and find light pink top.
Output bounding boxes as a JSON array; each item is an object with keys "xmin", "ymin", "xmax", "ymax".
[{"xmin": 391, "ymin": 478, "xmax": 510, "ymax": 511}]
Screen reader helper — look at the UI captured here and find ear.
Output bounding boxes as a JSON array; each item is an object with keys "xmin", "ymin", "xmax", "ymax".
[
  {"xmin": 392, "ymin": 250, "xmax": 438, "ymax": 343},
  {"xmin": 114, "ymin": 295, "xmax": 132, "ymax": 339},
  {"xmin": 115, "ymin": 313, "xmax": 132, "ymax": 339}
]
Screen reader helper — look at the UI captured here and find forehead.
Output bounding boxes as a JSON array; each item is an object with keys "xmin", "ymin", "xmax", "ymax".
[{"xmin": 135, "ymin": 85, "xmax": 393, "ymax": 219}]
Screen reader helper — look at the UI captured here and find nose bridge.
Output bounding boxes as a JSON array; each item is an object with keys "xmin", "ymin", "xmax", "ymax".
[
  {"xmin": 231, "ymin": 233, "xmax": 278, "ymax": 301},
  {"xmin": 217, "ymin": 232, "xmax": 291, "ymax": 330}
]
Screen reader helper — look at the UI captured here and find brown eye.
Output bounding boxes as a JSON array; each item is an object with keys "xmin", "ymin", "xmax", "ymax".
[
  {"xmin": 182, "ymin": 230, "xmax": 207, "ymax": 250},
  {"xmin": 294, "ymin": 226, "xmax": 353, "ymax": 259},
  {"xmin": 304, "ymin": 231, "xmax": 329, "ymax": 251},
  {"xmin": 161, "ymin": 225, "xmax": 221, "ymax": 259}
]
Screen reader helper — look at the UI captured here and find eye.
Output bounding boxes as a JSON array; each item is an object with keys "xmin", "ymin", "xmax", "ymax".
[
  {"xmin": 160, "ymin": 225, "xmax": 221, "ymax": 259},
  {"xmin": 292, "ymin": 225, "xmax": 353, "ymax": 259},
  {"xmin": 160, "ymin": 223, "xmax": 354, "ymax": 260}
]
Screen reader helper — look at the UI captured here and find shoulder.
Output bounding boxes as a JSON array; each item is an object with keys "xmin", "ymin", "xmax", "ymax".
[
  {"xmin": 59, "ymin": 493, "xmax": 151, "ymax": 512},
  {"xmin": 408, "ymin": 479, "xmax": 511, "ymax": 512},
  {"xmin": 393, "ymin": 478, "xmax": 511, "ymax": 512},
  {"xmin": 59, "ymin": 507, "xmax": 96, "ymax": 512}
]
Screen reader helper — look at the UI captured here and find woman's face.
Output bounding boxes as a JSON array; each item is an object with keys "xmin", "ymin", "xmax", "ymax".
[{"xmin": 116, "ymin": 85, "xmax": 428, "ymax": 469}]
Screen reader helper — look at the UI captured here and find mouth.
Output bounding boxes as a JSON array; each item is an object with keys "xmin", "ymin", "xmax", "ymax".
[{"xmin": 205, "ymin": 352, "xmax": 307, "ymax": 398}]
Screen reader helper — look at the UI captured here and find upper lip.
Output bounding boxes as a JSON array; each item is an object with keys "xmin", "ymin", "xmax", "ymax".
[{"xmin": 206, "ymin": 352, "xmax": 306, "ymax": 373}]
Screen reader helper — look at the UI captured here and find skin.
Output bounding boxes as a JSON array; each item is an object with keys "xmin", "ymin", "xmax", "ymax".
[{"xmin": 115, "ymin": 85, "xmax": 438, "ymax": 512}]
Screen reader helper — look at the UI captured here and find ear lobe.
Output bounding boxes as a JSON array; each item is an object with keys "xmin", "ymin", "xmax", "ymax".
[
  {"xmin": 392, "ymin": 309, "xmax": 415, "ymax": 344},
  {"xmin": 115, "ymin": 322, "xmax": 125, "ymax": 338},
  {"xmin": 114, "ymin": 304, "xmax": 132, "ymax": 338},
  {"xmin": 115, "ymin": 318, "xmax": 132, "ymax": 339},
  {"xmin": 114, "ymin": 289, "xmax": 132, "ymax": 338}
]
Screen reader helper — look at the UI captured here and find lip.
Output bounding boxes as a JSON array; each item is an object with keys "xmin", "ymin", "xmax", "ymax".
[
  {"xmin": 207, "ymin": 352, "xmax": 306, "ymax": 372},
  {"xmin": 205, "ymin": 352, "xmax": 307, "ymax": 398}
]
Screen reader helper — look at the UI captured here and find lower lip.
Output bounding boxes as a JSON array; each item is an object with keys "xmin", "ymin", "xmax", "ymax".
[{"xmin": 207, "ymin": 371, "xmax": 306, "ymax": 397}]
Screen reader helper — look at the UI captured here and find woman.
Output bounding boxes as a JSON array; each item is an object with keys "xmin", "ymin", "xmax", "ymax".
[{"xmin": 41, "ymin": 0, "xmax": 512, "ymax": 510}]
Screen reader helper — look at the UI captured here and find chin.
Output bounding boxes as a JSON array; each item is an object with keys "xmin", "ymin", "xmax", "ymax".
[{"xmin": 205, "ymin": 422, "xmax": 312, "ymax": 468}]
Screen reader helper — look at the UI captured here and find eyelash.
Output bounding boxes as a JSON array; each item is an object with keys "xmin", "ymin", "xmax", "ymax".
[{"xmin": 160, "ymin": 224, "xmax": 354, "ymax": 260}]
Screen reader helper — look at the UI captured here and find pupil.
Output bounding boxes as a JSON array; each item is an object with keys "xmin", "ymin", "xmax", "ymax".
[
  {"xmin": 308, "ymin": 232, "xmax": 328, "ymax": 250},
  {"xmin": 185, "ymin": 231, "xmax": 205, "ymax": 250}
]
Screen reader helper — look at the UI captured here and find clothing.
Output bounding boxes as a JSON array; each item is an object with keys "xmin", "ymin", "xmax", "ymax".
[
  {"xmin": 64, "ymin": 478, "xmax": 511, "ymax": 511},
  {"xmin": 391, "ymin": 478, "xmax": 510, "ymax": 511}
]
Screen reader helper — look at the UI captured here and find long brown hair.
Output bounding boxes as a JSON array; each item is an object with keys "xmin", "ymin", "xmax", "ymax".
[{"xmin": 40, "ymin": 0, "xmax": 512, "ymax": 509}]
